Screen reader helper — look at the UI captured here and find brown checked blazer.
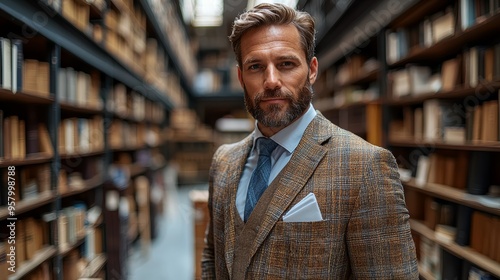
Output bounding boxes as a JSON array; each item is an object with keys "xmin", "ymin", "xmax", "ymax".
[{"xmin": 202, "ymin": 112, "xmax": 419, "ymax": 279}]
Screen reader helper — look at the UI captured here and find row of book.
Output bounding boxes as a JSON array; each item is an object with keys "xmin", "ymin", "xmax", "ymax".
[
  {"xmin": 58, "ymin": 204, "xmax": 103, "ymax": 259},
  {"xmin": 332, "ymin": 56, "xmax": 380, "ymax": 88},
  {"xmin": 1, "ymin": 38, "xmax": 52, "ymax": 96},
  {"xmin": 406, "ymin": 194, "xmax": 500, "ymax": 279},
  {"xmin": 109, "ymin": 120, "xmax": 161, "ymax": 149},
  {"xmin": 57, "ymin": 116, "xmax": 104, "ymax": 156},
  {"xmin": 57, "ymin": 67, "xmax": 103, "ymax": 110},
  {"xmin": 62, "ymin": 0, "xmax": 92, "ymax": 32},
  {"xmin": 105, "ymin": 0, "xmax": 147, "ymax": 76},
  {"xmin": 413, "ymin": 150, "xmax": 494, "ymax": 195},
  {"xmin": 0, "ymin": 164, "xmax": 51, "ymax": 207},
  {"xmin": 389, "ymin": 43, "xmax": 500, "ymax": 99},
  {"xmin": 63, "ymin": 0, "xmax": 191, "ymax": 109},
  {"xmin": 147, "ymin": 0, "xmax": 197, "ymax": 81},
  {"xmin": 0, "ymin": 111, "xmax": 53, "ymax": 161},
  {"xmin": 386, "ymin": 0, "xmax": 500, "ymax": 64},
  {"xmin": 107, "ymin": 83, "xmax": 166, "ymax": 123},
  {"xmin": 389, "ymin": 95, "xmax": 500, "ymax": 144},
  {"xmin": 419, "ymin": 236, "xmax": 499, "ymax": 280},
  {"xmin": 0, "ymin": 217, "xmax": 50, "ymax": 271}
]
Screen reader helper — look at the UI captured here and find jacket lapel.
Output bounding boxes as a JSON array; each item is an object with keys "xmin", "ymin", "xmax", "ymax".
[
  {"xmin": 235, "ymin": 114, "xmax": 332, "ymax": 276},
  {"xmin": 223, "ymin": 134, "xmax": 253, "ymax": 275}
]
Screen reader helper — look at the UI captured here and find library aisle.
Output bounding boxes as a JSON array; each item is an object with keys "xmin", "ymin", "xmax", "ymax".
[{"xmin": 128, "ymin": 167, "xmax": 208, "ymax": 280}]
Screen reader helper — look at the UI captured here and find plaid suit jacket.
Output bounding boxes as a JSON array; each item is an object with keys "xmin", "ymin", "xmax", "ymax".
[{"xmin": 202, "ymin": 112, "xmax": 419, "ymax": 279}]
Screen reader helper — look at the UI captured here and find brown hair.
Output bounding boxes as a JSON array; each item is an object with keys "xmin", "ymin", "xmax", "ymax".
[{"xmin": 229, "ymin": 3, "xmax": 316, "ymax": 67}]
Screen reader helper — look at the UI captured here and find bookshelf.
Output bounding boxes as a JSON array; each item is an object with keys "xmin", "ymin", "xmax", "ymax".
[
  {"xmin": 0, "ymin": 0, "xmax": 191, "ymax": 279},
  {"xmin": 312, "ymin": 33, "xmax": 384, "ymax": 146},
  {"xmin": 304, "ymin": 0, "xmax": 500, "ymax": 278},
  {"xmin": 383, "ymin": 0, "xmax": 500, "ymax": 279}
]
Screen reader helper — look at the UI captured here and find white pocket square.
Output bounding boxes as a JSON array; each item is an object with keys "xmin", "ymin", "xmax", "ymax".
[{"xmin": 283, "ymin": 192, "xmax": 323, "ymax": 222}]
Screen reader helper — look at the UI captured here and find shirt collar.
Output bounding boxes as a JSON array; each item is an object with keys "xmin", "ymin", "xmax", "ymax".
[{"xmin": 253, "ymin": 103, "xmax": 317, "ymax": 153}]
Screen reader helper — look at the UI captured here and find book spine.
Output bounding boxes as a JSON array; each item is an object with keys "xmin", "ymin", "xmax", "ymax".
[
  {"xmin": 466, "ymin": 151, "xmax": 493, "ymax": 195},
  {"xmin": 0, "ymin": 110, "xmax": 3, "ymax": 160},
  {"xmin": 1, "ymin": 38, "xmax": 12, "ymax": 90},
  {"xmin": 25, "ymin": 109, "xmax": 39, "ymax": 155},
  {"xmin": 11, "ymin": 39, "xmax": 23, "ymax": 94},
  {"xmin": 455, "ymin": 205, "xmax": 473, "ymax": 246}
]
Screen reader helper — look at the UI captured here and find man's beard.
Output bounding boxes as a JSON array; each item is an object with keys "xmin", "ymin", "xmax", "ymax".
[{"xmin": 244, "ymin": 78, "xmax": 314, "ymax": 128}]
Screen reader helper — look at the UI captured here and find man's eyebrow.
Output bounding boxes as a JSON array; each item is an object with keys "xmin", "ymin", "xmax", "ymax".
[
  {"xmin": 242, "ymin": 55, "xmax": 301, "ymax": 65},
  {"xmin": 242, "ymin": 57, "xmax": 261, "ymax": 65},
  {"xmin": 276, "ymin": 55, "xmax": 300, "ymax": 61}
]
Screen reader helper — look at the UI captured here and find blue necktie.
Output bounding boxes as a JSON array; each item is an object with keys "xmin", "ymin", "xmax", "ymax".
[{"xmin": 244, "ymin": 137, "xmax": 278, "ymax": 222}]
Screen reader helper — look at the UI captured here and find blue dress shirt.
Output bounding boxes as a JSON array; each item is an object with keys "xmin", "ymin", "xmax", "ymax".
[{"xmin": 236, "ymin": 103, "xmax": 317, "ymax": 219}]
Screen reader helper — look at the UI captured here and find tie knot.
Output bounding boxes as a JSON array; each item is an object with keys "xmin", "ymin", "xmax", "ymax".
[{"xmin": 257, "ymin": 138, "xmax": 278, "ymax": 157}]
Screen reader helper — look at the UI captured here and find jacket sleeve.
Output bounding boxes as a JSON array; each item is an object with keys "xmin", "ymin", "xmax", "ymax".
[
  {"xmin": 346, "ymin": 147, "xmax": 419, "ymax": 279},
  {"xmin": 201, "ymin": 182, "xmax": 216, "ymax": 279},
  {"xmin": 201, "ymin": 146, "xmax": 222, "ymax": 279}
]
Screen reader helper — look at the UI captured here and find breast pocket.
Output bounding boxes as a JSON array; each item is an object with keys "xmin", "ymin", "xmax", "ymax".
[{"xmin": 265, "ymin": 220, "xmax": 342, "ymax": 279}]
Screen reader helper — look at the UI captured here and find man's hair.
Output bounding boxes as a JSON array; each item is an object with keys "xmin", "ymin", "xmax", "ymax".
[{"xmin": 229, "ymin": 3, "xmax": 316, "ymax": 67}]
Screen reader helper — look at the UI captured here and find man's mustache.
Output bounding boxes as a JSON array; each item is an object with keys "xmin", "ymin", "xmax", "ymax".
[{"xmin": 257, "ymin": 89, "xmax": 293, "ymax": 100}]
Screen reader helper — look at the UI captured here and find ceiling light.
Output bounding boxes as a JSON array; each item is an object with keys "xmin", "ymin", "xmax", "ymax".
[{"xmin": 192, "ymin": 0, "xmax": 224, "ymax": 27}]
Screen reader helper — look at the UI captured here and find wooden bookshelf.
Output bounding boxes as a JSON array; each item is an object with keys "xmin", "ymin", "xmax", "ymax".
[
  {"xmin": 7, "ymin": 246, "xmax": 57, "ymax": 280},
  {"xmin": 0, "ymin": 0, "xmax": 190, "ymax": 278},
  {"xmin": 381, "ymin": 0, "xmax": 500, "ymax": 278},
  {"xmin": 404, "ymin": 179, "xmax": 500, "ymax": 216},
  {"xmin": 303, "ymin": 0, "xmax": 500, "ymax": 278},
  {"xmin": 80, "ymin": 253, "xmax": 107, "ymax": 278},
  {"xmin": 411, "ymin": 219, "xmax": 500, "ymax": 278},
  {"xmin": 0, "ymin": 191, "xmax": 56, "ymax": 219}
]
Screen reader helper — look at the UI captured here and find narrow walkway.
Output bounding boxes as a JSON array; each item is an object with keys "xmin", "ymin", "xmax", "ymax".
[{"xmin": 128, "ymin": 167, "xmax": 208, "ymax": 280}]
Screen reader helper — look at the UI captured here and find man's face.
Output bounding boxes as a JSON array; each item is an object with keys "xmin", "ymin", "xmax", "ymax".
[{"xmin": 237, "ymin": 24, "xmax": 318, "ymax": 135}]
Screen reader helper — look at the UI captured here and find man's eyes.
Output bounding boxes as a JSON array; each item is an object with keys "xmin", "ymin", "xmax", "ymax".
[
  {"xmin": 247, "ymin": 61, "xmax": 295, "ymax": 71},
  {"xmin": 248, "ymin": 64, "xmax": 261, "ymax": 70},
  {"xmin": 280, "ymin": 61, "xmax": 295, "ymax": 67}
]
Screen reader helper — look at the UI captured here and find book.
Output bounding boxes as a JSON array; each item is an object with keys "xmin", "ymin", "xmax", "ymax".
[
  {"xmin": 469, "ymin": 47, "xmax": 479, "ymax": 87},
  {"xmin": 431, "ymin": 8, "xmax": 455, "ymax": 43},
  {"xmin": 38, "ymin": 122, "xmax": 54, "ymax": 156},
  {"xmin": 455, "ymin": 205, "xmax": 474, "ymax": 246},
  {"xmin": 0, "ymin": 110, "xmax": 3, "ymax": 160},
  {"xmin": 440, "ymin": 249, "xmax": 462, "ymax": 280},
  {"xmin": 11, "ymin": 39, "xmax": 23, "ymax": 94},
  {"xmin": 424, "ymin": 196, "xmax": 440, "ymax": 230},
  {"xmin": 18, "ymin": 119, "xmax": 25, "ymax": 159},
  {"xmin": 423, "ymin": 99, "xmax": 441, "ymax": 141},
  {"xmin": 460, "ymin": 0, "xmax": 476, "ymax": 30},
  {"xmin": 484, "ymin": 46, "xmax": 494, "ymax": 81},
  {"xmin": 25, "ymin": 109, "xmax": 39, "ymax": 155},
  {"xmin": 37, "ymin": 61, "xmax": 50, "ymax": 96},
  {"xmin": 466, "ymin": 151, "xmax": 492, "ymax": 195},
  {"xmin": 494, "ymin": 43, "xmax": 500, "ymax": 80},
  {"xmin": 0, "ymin": 37, "xmax": 12, "ymax": 90},
  {"xmin": 0, "ymin": 242, "xmax": 6, "ymax": 280},
  {"xmin": 472, "ymin": 104, "xmax": 482, "ymax": 141},
  {"xmin": 57, "ymin": 67, "xmax": 67, "ymax": 102},
  {"xmin": 3, "ymin": 117, "xmax": 10, "ymax": 160},
  {"xmin": 25, "ymin": 218, "xmax": 36, "ymax": 260},
  {"xmin": 10, "ymin": 115, "xmax": 19, "ymax": 159},
  {"xmin": 37, "ymin": 164, "xmax": 51, "ymax": 194},
  {"xmin": 481, "ymin": 100, "xmax": 498, "ymax": 141},
  {"xmin": 441, "ymin": 57, "xmax": 461, "ymax": 91},
  {"xmin": 415, "ymin": 155, "xmax": 430, "ymax": 186},
  {"xmin": 22, "ymin": 59, "xmax": 38, "ymax": 94}
]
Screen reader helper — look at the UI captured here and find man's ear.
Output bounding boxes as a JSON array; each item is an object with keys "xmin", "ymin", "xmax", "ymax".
[{"xmin": 309, "ymin": 57, "xmax": 318, "ymax": 84}]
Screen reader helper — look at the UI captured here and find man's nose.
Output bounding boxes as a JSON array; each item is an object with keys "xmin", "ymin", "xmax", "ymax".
[{"xmin": 263, "ymin": 65, "xmax": 281, "ymax": 90}]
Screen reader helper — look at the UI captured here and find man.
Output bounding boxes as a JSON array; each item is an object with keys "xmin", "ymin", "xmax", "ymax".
[{"xmin": 202, "ymin": 3, "xmax": 419, "ymax": 279}]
